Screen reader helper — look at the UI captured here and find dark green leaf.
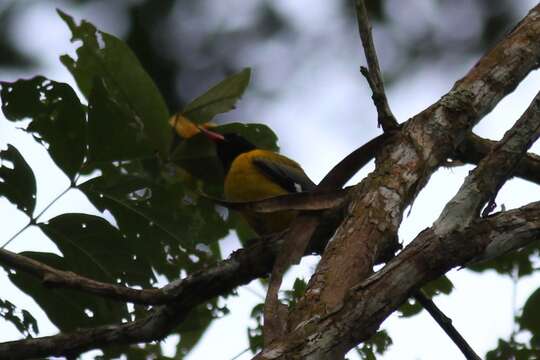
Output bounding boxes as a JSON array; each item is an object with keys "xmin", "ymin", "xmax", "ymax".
[
  {"xmin": 248, "ymin": 303, "xmax": 264, "ymax": 353},
  {"xmin": 397, "ymin": 276, "xmax": 453, "ymax": 317},
  {"xmin": 355, "ymin": 330, "xmax": 393, "ymax": 360},
  {"xmin": 182, "ymin": 68, "xmax": 251, "ymax": 123},
  {"xmin": 5, "ymin": 251, "xmax": 128, "ymax": 332},
  {"xmin": 422, "ymin": 275, "xmax": 453, "ymax": 296},
  {"xmin": 38, "ymin": 213, "xmax": 155, "ymax": 287},
  {"xmin": 518, "ymin": 287, "xmax": 540, "ymax": 336},
  {"xmin": 469, "ymin": 243, "xmax": 539, "ymax": 277},
  {"xmin": 486, "ymin": 339, "xmax": 538, "ymax": 360},
  {"xmin": 58, "ymin": 10, "xmax": 171, "ymax": 156},
  {"xmin": 0, "ymin": 77, "xmax": 86, "ymax": 179},
  {"xmin": 284, "ymin": 278, "xmax": 307, "ymax": 308},
  {"xmin": 215, "ymin": 122, "xmax": 279, "ymax": 151},
  {"xmin": 79, "ymin": 174, "xmax": 228, "ymax": 279},
  {"xmin": 170, "ymin": 133, "xmax": 224, "ymax": 187},
  {"xmin": 0, "ymin": 145, "xmax": 36, "ymax": 217},
  {"xmin": 0, "ymin": 298, "xmax": 38, "ymax": 337},
  {"xmin": 87, "ymin": 77, "xmax": 153, "ymax": 162}
]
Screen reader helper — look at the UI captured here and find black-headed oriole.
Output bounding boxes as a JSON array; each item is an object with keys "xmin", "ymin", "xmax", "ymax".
[{"xmin": 199, "ymin": 126, "xmax": 315, "ymax": 236}]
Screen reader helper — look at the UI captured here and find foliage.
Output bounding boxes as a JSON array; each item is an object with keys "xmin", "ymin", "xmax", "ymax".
[
  {"xmin": 397, "ymin": 275, "xmax": 454, "ymax": 317},
  {"xmin": 0, "ymin": 10, "xmax": 271, "ymax": 358},
  {"xmin": 354, "ymin": 330, "xmax": 393, "ymax": 360}
]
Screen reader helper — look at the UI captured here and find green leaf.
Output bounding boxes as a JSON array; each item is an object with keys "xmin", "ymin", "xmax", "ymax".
[
  {"xmin": 58, "ymin": 10, "xmax": 171, "ymax": 156},
  {"xmin": 170, "ymin": 133, "xmax": 224, "ymax": 187},
  {"xmin": 215, "ymin": 122, "xmax": 279, "ymax": 151},
  {"xmin": 519, "ymin": 287, "xmax": 540, "ymax": 339},
  {"xmin": 422, "ymin": 275, "xmax": 453, "ymax": 296},
  {"xmin": 355, "ymin": 330, "xmax": 393, "ymax": 360},
  {"xmin": 38, "ymin": 213, "xmax": 155, "ymax": 287},
  {"xmin": 87, "ymin": 77, "xmax": 153, "ymax": 162},
  {"xmin": 0, "ymin": 145, "xmax": 37, "ymax": 217},
  {"xmin": 248, "ymin": 303, "xmax": 264, "ymax": 353},
  {"xmin": 0, "ymin": 77, "xmax": 86, "ymax": 179},
  {"xmin": 397, "ymin": 276, "xmax": 453, "ymax": 317},
  {"xmin": 5, "ymin": 251, "xmax": 128, "ymax": 332},
  {"xmin": 284, "ymin": 278, "xmax": 307, "ymax": 308},
  {"xmin": 0, "ymin": 298, "xmax": 38, "ymax": 337},
  {"xmin": 469, "ymin": 243, "xmax": 539, "ymax": 277},
  {"xmin": 182, "ymin": 68, "xmax": 251, "ymax": 123},
  {"xmin": 79, "ymin": 174, "xmax": 228, "ymax": 279},
  {"xmin": 486, "ymin": 339, "xmax": 538, "ymax": 360}
]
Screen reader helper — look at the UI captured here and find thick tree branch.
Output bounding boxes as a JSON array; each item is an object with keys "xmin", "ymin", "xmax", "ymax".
[
  {"xmin": 354, "ymin": 0, "xmax": 398, "ymax": 131},
  {"xmin": 3, "ymin": 200, "xmax": 539, "ymax": 360},
  {"xmin": 254, "ymin": 201, "xmax": 540, "ymax": 359},
  {"xmin": 455, "ymin": 132, "xmax": 540, "ymax": 185},
  {"xmin": 278, "ymin": 4, "xmax": 540, "ymax": 358}
]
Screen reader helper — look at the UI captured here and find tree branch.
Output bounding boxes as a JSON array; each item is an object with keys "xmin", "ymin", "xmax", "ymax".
[
  {"xmin": 3, "ymin": 200, "xmax": 539, "ymax": 360},
  {"xmin": 276, "ymin": 3, "xmax": 540, "ymax": 358},
  {"xmin": 354, "ymin": 0, "xmax": 398, "ymax": 131},
  {"xmin": 254, "ymin": 200, "xmax": 540, "ymax": 359},
  {"xmin": 434, "ymin": 89, "xmax": 540, "ymax": 234},
  {"xmin": 0, "ymin": 130, "xmax": 393, "ymax": 308},
  {"xmin": 455, "ymin": 132, "xmax": 540, "ymax": 185},
  {"xmin": 412, "ymin": 291, "xmax": 481, "ymax": 360},
  {"xmin": 0, "ymin": 248, "xmax": 167, "ymax": 305}
]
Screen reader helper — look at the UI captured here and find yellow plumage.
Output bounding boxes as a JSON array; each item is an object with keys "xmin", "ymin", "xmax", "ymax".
[{"xmin": 224, "ymin": 149, "xmax": 303, "ymax": 235}]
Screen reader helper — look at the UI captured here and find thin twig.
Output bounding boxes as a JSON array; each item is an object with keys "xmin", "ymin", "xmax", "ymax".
[
  {"xmin": 1, "ymin": 185, "xmax": 72, "ymax": 249},
  {"xmin": 0, "ymin": 222, "xmax": 32, "ymax": 249},
  {"xmin": 413, "ymin": 291, "xmax": 481, "ymax": 360},
  {"xmin": 354, "ymin": 0, "xmax": 398, "ymax": 131},
  {"xmin": 230, "ymin": 347, "xmax": 251, "ymax": 360}
]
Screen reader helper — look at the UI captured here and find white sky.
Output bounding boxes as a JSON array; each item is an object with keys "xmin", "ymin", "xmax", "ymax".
[{"xmin": 0, "ymin": 1, "xmax": 539, "ymax": 359}]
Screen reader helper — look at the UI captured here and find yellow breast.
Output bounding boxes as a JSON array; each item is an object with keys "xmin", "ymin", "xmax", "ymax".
[{"xmin": 224, "ymin": 149, "xmax": 301, "ymax": 235}]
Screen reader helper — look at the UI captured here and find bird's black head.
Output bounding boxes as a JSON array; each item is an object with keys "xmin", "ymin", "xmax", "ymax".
[
  {"xmin": 215, "ymin": 133, "xmax": 256, "ymax": 172},
  {"xmin": 199, "ymin": 127, "xmax": 257, "ymax": 172}
]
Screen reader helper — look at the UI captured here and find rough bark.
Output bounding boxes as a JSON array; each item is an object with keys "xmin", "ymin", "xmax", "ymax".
[{"xmin": 286, "ymin": 4, "xmax": 540, "ymax": 334}]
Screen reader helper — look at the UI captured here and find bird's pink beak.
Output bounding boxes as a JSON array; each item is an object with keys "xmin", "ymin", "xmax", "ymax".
[{"xmin": 198, "ymin": 126, "xmax": 225, "ymax": 141}]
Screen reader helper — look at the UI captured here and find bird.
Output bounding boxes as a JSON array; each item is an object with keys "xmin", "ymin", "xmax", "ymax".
[{"xmin": 199, "ymin": 126, "xmax": 315, "ymax": 236}]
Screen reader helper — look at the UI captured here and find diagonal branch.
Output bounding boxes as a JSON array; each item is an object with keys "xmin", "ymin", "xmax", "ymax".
[
  {"xmin": 354, "ymin": 0, "xmax": 398, "ymax": 131},
  {"xmin": 435, "ymin": 89, "xmax": 540, "ymax": 234},
  {"xmin": 455, "ymin": 132, "xmax": 540, "ymax": 185},
  {"xmin": 253, "ymin": 199, "xmax": 540, "ymax": 360},
  {"xmin": 3, "ymin": 200, "xmax": 540, "ymax": 360},
  {"xmin": 270, "ymin": 4, "xmax": 540, "ymax": 359},
  {"xmin": 413, "ymin": 290, "xmax": 481, "ymax": 360}
]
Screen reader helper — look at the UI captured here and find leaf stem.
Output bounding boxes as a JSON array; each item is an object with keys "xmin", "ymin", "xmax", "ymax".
[
  {"xmin": 1, "ymin": 222, "xmax": 32, "ymax": 249},
  {"xmin": 1, "ymin": 185, "xmax": 72, "ymax": 249}
]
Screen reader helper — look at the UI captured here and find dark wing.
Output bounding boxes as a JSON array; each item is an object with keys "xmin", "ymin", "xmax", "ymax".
[{"xmin": 252, "ymin": 157, "xmax": 316, "ymax": 193}]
